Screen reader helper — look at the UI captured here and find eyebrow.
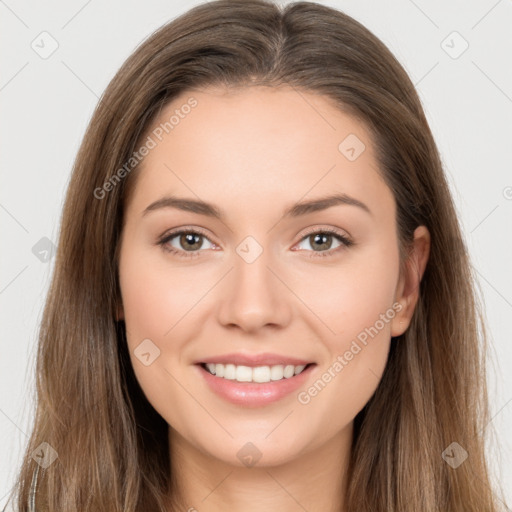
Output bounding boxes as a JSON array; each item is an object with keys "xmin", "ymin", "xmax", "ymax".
[{"xmin": 142, "ymin": 193, "xmax": 372, "ymax": 220}]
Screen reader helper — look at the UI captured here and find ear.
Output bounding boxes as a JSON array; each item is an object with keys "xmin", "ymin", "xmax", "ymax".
[{"xmin": 390, "ymin": 225, "xmax": 431, "ymax": 337}]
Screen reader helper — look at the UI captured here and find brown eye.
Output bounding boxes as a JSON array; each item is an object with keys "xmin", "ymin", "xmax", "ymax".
[
  {"xmin": 295, "ymin": 229, "xmax": 353, "ymax": 258},
  {"xmin": 308, "ymin": 233, "xmax": 335, "ymax": 251},
  {"xmin": 159, "ymin": 229, "xmax": 215, "ymax": 258},
  {"xmin": 178, "ymin": 232, "xmax": 204, "ymax": 251}
]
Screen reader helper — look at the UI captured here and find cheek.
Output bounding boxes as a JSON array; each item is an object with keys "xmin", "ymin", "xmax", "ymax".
[
  {"xmin": 118, "ymin": 243, "xmax": 213, "ymax": 396},
  {"xmin": 294, "ymin": 241, "xmax": 399, "ymax": 412},
  {"xmin": 118, "ymin": 243, "xmax": 203, "ymax": 342},
  {"xmin": 299, "ymin": 244, "xmax": 399, "ymax": 420},
  {"xmin": 118, "ymin": 247, "xmax": 201, "ymax": 424},
  {"xmin": 120, "ymin": 265, "xmax": 175, "ymax": 340},
  {"xmin": 294, "ymin": 239, "xmax": 400, "ymax": 344}
]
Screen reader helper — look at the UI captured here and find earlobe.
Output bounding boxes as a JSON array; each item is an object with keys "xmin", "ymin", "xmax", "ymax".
[{"xmin": 390, "ymin": 225, "xmax": 431, "ymax": 337}]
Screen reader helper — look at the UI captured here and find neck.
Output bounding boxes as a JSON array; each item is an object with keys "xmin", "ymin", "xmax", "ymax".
[{"xmin": 166, "ymin": 422, "xmax": 353, "ymax": 512}]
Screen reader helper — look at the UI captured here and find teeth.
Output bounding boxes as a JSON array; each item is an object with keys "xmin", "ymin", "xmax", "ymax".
[{"xmin": 204, "ymin": 363, "xmax": 308, "ymax": 383}]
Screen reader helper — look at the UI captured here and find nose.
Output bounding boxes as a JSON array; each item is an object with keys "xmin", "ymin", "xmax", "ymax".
[{"xmin": 216, "ymin": 244, "xmax": 292, "ymax": 333}]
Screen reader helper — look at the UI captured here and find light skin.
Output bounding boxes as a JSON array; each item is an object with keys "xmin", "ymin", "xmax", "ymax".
[{"xmin": 117, "ymin": 85, "xmax": 430, "ymax": 511}]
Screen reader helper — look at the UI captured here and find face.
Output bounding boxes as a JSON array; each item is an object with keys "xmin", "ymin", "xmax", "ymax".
[{"xmin": 117, "ymin": 85, "xmax": 429, "ymax": 468}]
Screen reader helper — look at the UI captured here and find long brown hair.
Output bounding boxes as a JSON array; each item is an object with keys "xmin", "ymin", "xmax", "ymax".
[{"xmin": 5, "ymin": 1, "xmax": 508, "ymax": 510}]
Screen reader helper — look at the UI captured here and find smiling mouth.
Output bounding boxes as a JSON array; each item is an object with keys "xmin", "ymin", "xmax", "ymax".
[{"xmin": 199, "ymin": 362, "xmax": 315, "ymax": 383}]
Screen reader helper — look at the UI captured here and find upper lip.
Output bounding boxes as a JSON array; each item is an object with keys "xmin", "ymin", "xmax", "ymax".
[{"xmin": 196, "ymin": 352, "xmax": 315, "ymax": 367}]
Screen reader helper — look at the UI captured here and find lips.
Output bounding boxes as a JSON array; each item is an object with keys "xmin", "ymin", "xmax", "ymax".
[
  {"xmin": 193, "ymin": 351, "xmax": 317, "ymax": 406},
  {"xmin": 195, "ymin": 361, "xmax": 317, "ymax": 407}
]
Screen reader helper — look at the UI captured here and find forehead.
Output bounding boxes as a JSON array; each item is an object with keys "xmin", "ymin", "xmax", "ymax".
[{"xmin": 127, "ymin": 85, "xmax": 394, "ymax": 223}]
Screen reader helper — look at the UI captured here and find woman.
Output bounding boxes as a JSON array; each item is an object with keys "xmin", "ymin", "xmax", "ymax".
[{"xmin": 3, "ymin": 0, "xmax": 508, "ymax": 510}]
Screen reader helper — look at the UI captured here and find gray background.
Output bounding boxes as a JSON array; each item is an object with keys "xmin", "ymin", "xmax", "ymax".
[{"xmin": 1, "ymin": 0, "xmax": 511, "ymax": 507}]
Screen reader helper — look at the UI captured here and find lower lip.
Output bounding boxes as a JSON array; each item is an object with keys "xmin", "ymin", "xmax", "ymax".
[{"xmin": 195, "ymin": 363, "xmax": 316, "ymax": 407}]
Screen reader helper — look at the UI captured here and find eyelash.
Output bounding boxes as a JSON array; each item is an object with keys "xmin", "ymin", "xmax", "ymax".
[{"xmin": 157, "ymin": 226, "xmax": 354, "ymax": 260}]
